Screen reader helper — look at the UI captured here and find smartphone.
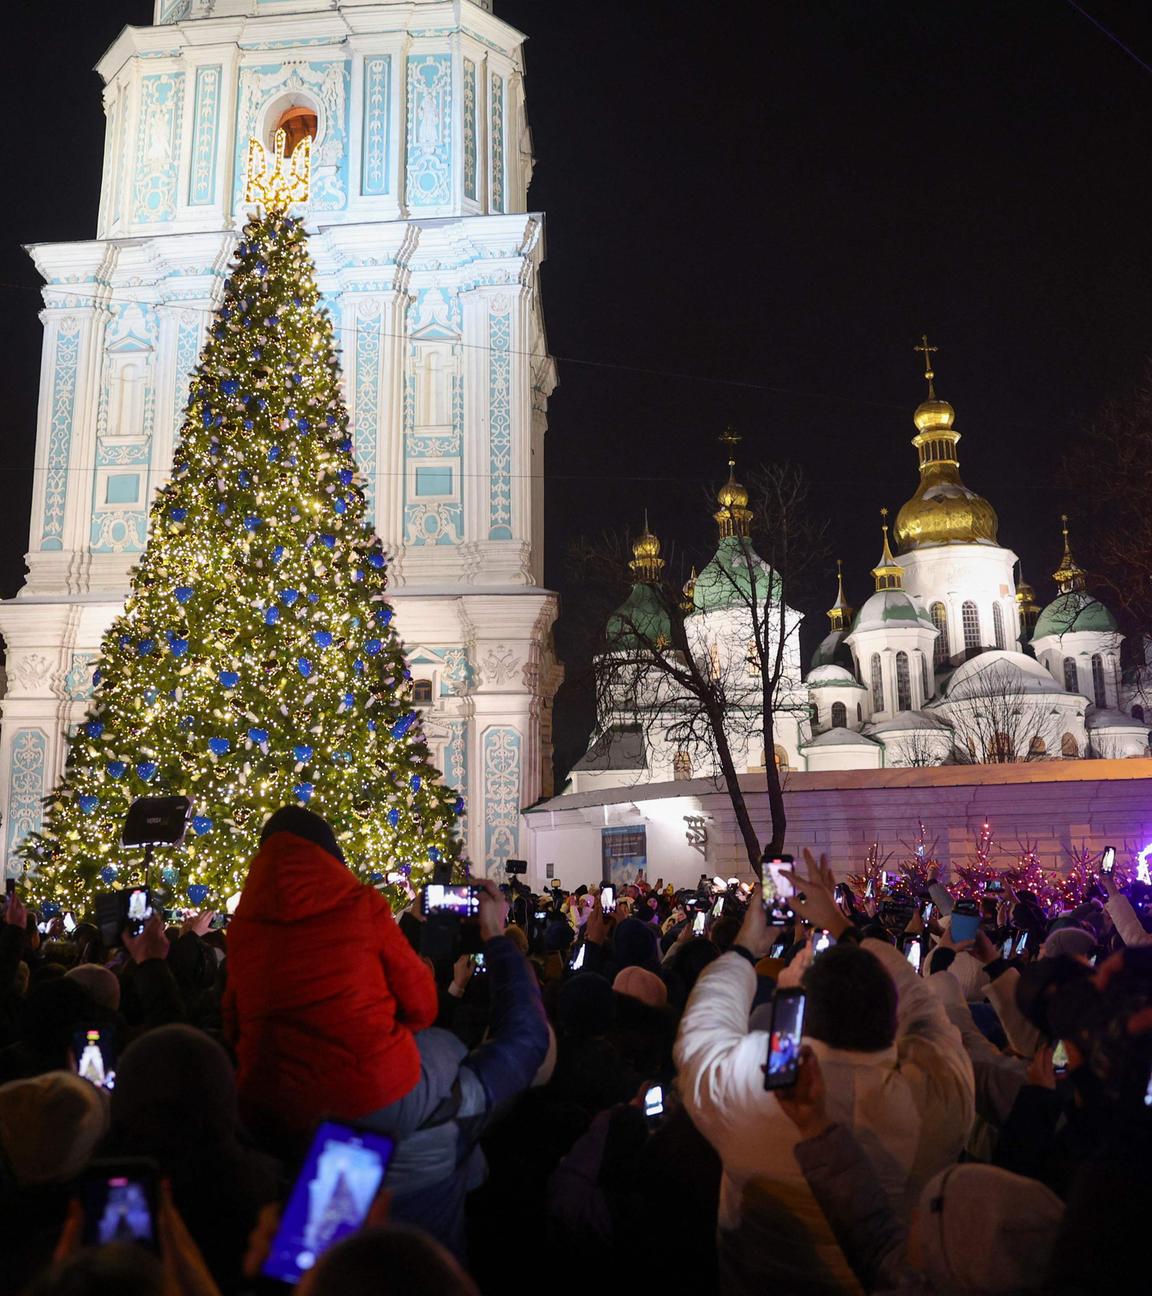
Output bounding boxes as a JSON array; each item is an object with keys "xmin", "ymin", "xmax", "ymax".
[
  {"xmin": 121, "ymin": 887, "xmax": 153, "ymax": 938},
  {"xmin": 1015, "ymin": 930, "xmax": 1030, "ymax": 955},
  {"xmin": 209, "ymin": 912, "xmax": 230, "ymax": 931},
  {"xmin": 643, "ymin": 1083, "xmax": 664, "ymax": 1128},
  {"xmin": 78, "ymin": 1159, "xmax": 159, "ymax": 1251},
  {"xmin": 769, "ymin": 941, "xmax": 786, "ymax": 958},
  {"xmin": 864, "ymin": 878, "xmax": 875, "ymax": 899},
  {"xmin": 1053, "ymin": 1040, "xmax": 1069, "ymax": 1077},
  {"xmin": 421, "ymin": 884, "xmax": 480, "ymax": 917},
  {"xmin": 570, "ymin": 943, "xmax": 587, "ymax": 972},
  {"xmin": 472, "ymin": 952, "xmax": 486, "ymax": 974},
  {"xmin": 711, "ymin": 896, "xmax": 725, "ymax": 918},
  {"xmin": 763, "ymin": 988, "xmax": 806, "ymax": 1090},
  {"xmin": 949, "ymin": 900, "xmax": 981, "ymax": 944},
  {"xmin": 534, "ymin": 910, "xmax": 548, "ymax": 922},
  {"xmin": 761, "ymin": 855, "xmax": 794, "ymax": 909},
  {"xmin": 601, "ymin": 886, "xmax": 615, "ymax": 913},
  {"xmin": 902, "ymin": 938, "xmax": 923, "ymax": 972},
  {"xmin": 1001, "ymin": 936, "xmax": 1014, "ymax": 959},
  {"xmin": 692, "ymin": 911, "xmax": 706, "ymax": 936},
  {"xmin": 261, "ymin": 1121, "xmax": 395, "ymax": 1285},
  {"xmin": 984, "ymin": 878, "xmax": 1004, "ymax": 893},
  {"xmin": 922, "ymin": 901, "xmax": 935, "ymax": 923},
  {"xmin": 73, "ymin": 1026, "xmax": 117, "ymax": 1091},
  {"xmin": 811, "ymin": 929, "xmax": 835, "ymax": 955},
  {"xmin": 1101, "ymin": 846, "xmax": 1116, "ymax": 875},
  {"xmin": 63, "ymin": 912, "xmax": 77, "ymax": 935}
]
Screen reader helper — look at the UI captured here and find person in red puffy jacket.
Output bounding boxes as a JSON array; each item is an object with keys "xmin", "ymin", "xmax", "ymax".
[{"xmin": 223, "ymin": 806, "xmax": 438, "ymax": 1141}]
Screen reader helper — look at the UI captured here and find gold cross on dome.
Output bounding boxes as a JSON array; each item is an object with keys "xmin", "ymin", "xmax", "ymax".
[
  {"xmin": 719, "ymin": 426, "xmax": 742, "ymax": 465},
  {"xmin": 245, "ymin": 129, "xmax": 312, "ymax": 209},
  {"xmin": 914, "ymin": 334, "xmax": 938, "ymax": 397}
]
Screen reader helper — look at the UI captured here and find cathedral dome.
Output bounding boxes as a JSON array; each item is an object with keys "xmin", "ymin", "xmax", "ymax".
[
  {"xmin": 852, "ymin": 588, "xmax": 934, "ymax": 635},
  {"xmin": 943, "ymin": 650, "xmax": 1063, "ymax": 700},
  {"xmin": 913, "ymin": 398, "xmax": 956, "ymax": 433},
  {"xmin": 606, "ymin": 583, "xmax": 671, "ymax": 651},
  {"xmin": 1033, "ymin": 590, "xmax": 1118, "ymax": 641},
  {"xmin": 807, "ymin": 664, "xmax": 864, "ymax": 689},
  {"xmin": 693, "ymin": 537, "xmax": 780, "ymax": 613}
]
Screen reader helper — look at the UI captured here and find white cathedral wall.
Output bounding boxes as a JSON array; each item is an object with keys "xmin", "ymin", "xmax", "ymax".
[
  {"xmin": 897, "ymin": 543, "xmax": 1020, "ymax": 659},
  {"xmin": 1032, "ymin": 631, "xmax": 1123, "ymax": 710},
  {"xmin": 0, "ymin": 1, "xmax": 559, "ymax": 876}
]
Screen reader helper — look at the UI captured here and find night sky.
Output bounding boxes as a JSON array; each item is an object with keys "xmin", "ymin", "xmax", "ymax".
[{"xmin": 4, "ymin": 1, "xmax": 1152, "ymax": 780}]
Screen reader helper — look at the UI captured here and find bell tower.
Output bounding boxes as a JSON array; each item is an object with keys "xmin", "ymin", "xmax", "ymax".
[{"xmin": 0, "ymin": 0, "xmax": 560, "ymax": 875}]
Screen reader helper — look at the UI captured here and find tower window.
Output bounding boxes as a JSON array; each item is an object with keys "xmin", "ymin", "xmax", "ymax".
[
  {"xmin": 275, "ymin": 106, "xmax": 318, "ymax": 153},
  {"xmin": 920, "ymin": 652, "xmax": 931, "ymax": 703},
  {"xmin": 831, "ymin": 701, "xmax": 847, "ymax": 729},
  {"xmin": 673, "ymin": 750, "xmax": 692, "ymax": 780},
  {"xmin": 1133, "ymin": 705, "xmax": 1145, "ymax": 722},
  {"xmin": 1091, "ymin": 654, "xmax": 1107, "ymax": 709},
  {"xmin": 930, "ymin": 602, "xmax": 948, "ymax": 665},
  {"xmin": 962, "ymin": 601, "xmax": 980, "ymax": 653},
  {"xmin": 896, "ymin": 651, "xmax": 912, "ymax": 711},
  {"xmin": 1063, "ymin": 657, "xmax": 1078, "ymax": 693},
  {"xmin": 993, "ymin": 603, "xmax": 1006, "ymax": 650},
  {"xmin": 870, "ymin": 653, "xmax": 884, "ymax": 712},
  {"xmin": 412, "ymin": 679, "xmax": 434, "ymax": 706},
  {"xmin": 1061, "ymin": 732, "xmax": 1079, "ymax": 758}
]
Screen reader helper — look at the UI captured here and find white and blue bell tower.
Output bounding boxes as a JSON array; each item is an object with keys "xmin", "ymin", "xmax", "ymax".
[{"xmin": 0, "ymin": 0, "xmax": 561, "ymax": 876}]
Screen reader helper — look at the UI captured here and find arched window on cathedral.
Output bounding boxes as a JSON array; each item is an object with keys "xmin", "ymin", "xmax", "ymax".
[
  {"xmin": 962, "ymin": 601, "xmax": 980, "ymax": 653},
  {"xmin": 857, "ymin": 703, "xmax": 863, "ymax": 722},
  {"xmin": 920, "ymin": 653, "xmax": 932, "ymax": 703},
  {"xmin": 1029, "ymin": 735, "xmax": 1047, "ymax": 758},
  {"xmin": 673, "ymin": 750, "xmax": 692, "ymax": 781},
  {"xmin": 831, "ymin": 701, "xmax": 847, "ymax": 729},
  {"xmin": 990, "ymin": 732, "xmax": 1014, "ymax": 762},
  {"xmin": 774, "ymin": 746, "xmax": 790, "ymax": 772},
  {"xmin": 1133, "ymin": 705, "xmax": 1146, "ymax": 722},
  {"xmin": 930, "ymin": 602, "xmax": 948, "ymax": 664},
  {"xmin": 1091, "ymin": 654, "xmax": 1107, "ymax": 709},
  {"xmin": 896, "ymin": 651, "xmax": 912, "ymax": 711},
  {"xmin": 993, "ymin": 603, "xmax": 1006, "ymax": 650},
  {"xmin": 870, "ymin": 654, "xmax": 884, "ymax": 712},
  {"xmin": 1063, "ymin": 657, "xmax": 1078, "ymax": 694},
  {"xmin": 275, "ymin": 105, "xmax": 319, "ymax": 153},
  {"xmin": 1061, "ymin": 732, "xmax": 1079, "ymax": 758}
]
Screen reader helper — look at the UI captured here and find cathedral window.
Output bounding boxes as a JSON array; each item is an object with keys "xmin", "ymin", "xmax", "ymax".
[
  {"xmin": 831, "ymin": 701, "xmax": 847, "ymax": 729},
  {"xmin": 1091, "ymin": 654, "xmax": 1107, "ymax": 709},
  {"xmin": 896, "ymin": 652, "xmax": 912, "ymax": 711},
  {"xmin": 930, "ymin": 603, "xmax": 948, "ymax": 664},
  {"xmin": 412, "ymin": 679, "xmax": 434, "ymax": 706},
  {"xmin": 274, "ymin": 105, "xmax": 319, "ymax": 153},
  {"xmin": 1063, "ymin": 657, "xmax": 1078, "ymax": 693},
  {"xmin": 857, "ymin": 703, "xmax": 863, "ymax": 722},
  {"xmin": 961, "ymin": 601, "xmax": 980, "ymax": 653},
  {"xmin": 774, "ymin": 746, "xmax": 789, "ymax": 772},
  {"xmin": 1029, "ymin": 735, "xmax": 1047, "ymax": 757},
  {"xmin": 1133, "ymin": 705, "xmax": 1145, "ymax": 722},
  {"xmin": 870, "ymin": 654, "xmax": 884, "ymax": 712},
  {"xmin": 993, "ymin": 603, "xmax": 1006, "ymax": 650},
  {"xmin": 991, "ymin": 732, "xmax": 1013, "ymax": 761},
  {"xmin": 1061, "ymin": 732, "xmax": 1079, "ymax": 758},
  {"xmin": 920, "ymin": 652, "xmax": 931, "ymax": 703},
  {"xmin": 673, "ymin": 750, "xmax": 692, "ymax": 780}
]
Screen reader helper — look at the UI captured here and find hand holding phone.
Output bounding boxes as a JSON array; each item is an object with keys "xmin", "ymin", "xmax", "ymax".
[
  {"xmin": 692, "ymin": 911, "xmax": 707, "ymax": 936},
  {"xmin": 78, "ymin": 1159, "xmax": 160, "ymax": 1251},
  {"xmin": 421, "ymin": 884, "xmax": 480, "ymax": 917}
]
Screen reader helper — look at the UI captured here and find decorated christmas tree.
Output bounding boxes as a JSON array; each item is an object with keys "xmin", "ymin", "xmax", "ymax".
[{"xmin": 21, "ymin": 134, "xmax": 460, "ymax": 907}]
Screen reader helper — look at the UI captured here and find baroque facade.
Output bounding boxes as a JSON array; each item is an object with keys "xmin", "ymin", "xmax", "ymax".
[
  {"xmin": 0, "ymin": 0, "xmax": 562, "ymax": 874},
  {"xmin": 572, "ymin": 346, "xmax": 1147, "ymax": 793}
]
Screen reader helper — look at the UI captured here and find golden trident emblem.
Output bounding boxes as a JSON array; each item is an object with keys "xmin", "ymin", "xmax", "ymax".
[{"xmin": 245, "ymin": 128, "xmax": 312, "ymax": 208}]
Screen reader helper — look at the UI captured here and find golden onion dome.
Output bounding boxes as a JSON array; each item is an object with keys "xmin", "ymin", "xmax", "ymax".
[
  {"xmin": 629, "ymin": 515, "xmax": 665, "ymax": 583},
  {"xmin": 912, "ymin": 398, "xmax": 956, "ymax": 433},
  {"xmin": 893, "ymin": 340, "xmax": 998, "ymax": 551},
  {"xmin": 716, "ymin": 473, "xmax": 749, "ymax": 511},
  {"xmin": 632, "ymin": 529, "xmax": 661, "ymax": 563}
]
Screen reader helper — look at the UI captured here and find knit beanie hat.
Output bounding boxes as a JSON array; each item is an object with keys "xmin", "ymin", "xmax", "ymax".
[
  {"xmin": 66, "ymin": 963, "xmax": 121, "ymax": 1013},
  {"xmin": 612, "ymin": 966, "xmax": 668, "ymax": 1008},
  {"xmin": 260, "ymin": 805, "xmax": 344, "ymax": 862},
  {"xmin": 1042, "ymin": 927, "xmax": 1096, "ymax": 961},
  {"xmin": 917, "ymin": 1163, "xmax": 1062, "ymax": 1293},
  {"xmin": 0, "ymin": 1073, "xmax": 109, "ymax": 1186}
]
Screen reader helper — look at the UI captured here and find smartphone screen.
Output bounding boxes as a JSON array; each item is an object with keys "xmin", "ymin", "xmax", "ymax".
[
  {"xmin": 422, "ymin": 884, "xmax": 479, "ymax": 917},
  {"xmin": 1053, "ymin": 1040, "xmax": 1069, "ymax": 1075},
  {"xmin": 769, "ymin": 941, "xmax": 786, "ymax": 958},
  {"xmin": 73, "ymin": 1027, "xmax": 117, "ymax": 1091},
  {"xmin": 764, "ymin": 990, "xmax": 806, "ymax": 1090},
  {"xmin": 1001, "ymin": 936, "xmax": 1014, "ymax": 959},
  {"xmin": 472, "ymin": 952, "xmax": 486, "ymax": 973},
  {"xmin": 1015, "ymin": 930, "xmax": 1030, "ymax": 955},
  {"xmin": 643, "ymin": 1084, "xmax": 664, "ymax": 1125},
  {"xmin": 1101, "ymin": 846, "xmax": 1116, "ymax": 875},
  {"xmin": 570, "ymin": 943, "xmax": 587, "ymax": 971},
  {"xmin": 761, "ymin": 855, "xmax": 793, "ymax": 909},
  {"xmin": 79, "ymin": 1161, "xmax": 158, "ymax": 1251},
  {"xmin": 949, "ymin": 905, "xmax": 981, "ymax": 944},
  {"xmin": 692, "ymin": 911, "xmax": 706, "ymax": 936},
  {"xmin": 903, "ymin": 938, "xmax": 922, "ymax": 972},
  {"xmin": 922, "ymin": 902, "xmax": 935, "ymax": 923},
  {"xmin": 984, "ymin": 879, "xmax": 1003, "ymax": 893},
  {"xmin": 122, "ymin": 887, "xmax": 153, "ymax": 937},
  {"xmin": 865, "ymin": 879, "xmax": 875, "ymax": 899},
  {"xmin": 811, "ymin": 929, "xmax": 835, "ymax": 955},
  {"xmin": 711, "ymin": 896, "xmax": 725, "ymax": 918},
  {"xmin": 262, "ymin": 1122, "xmax": 395, "ymax": 1286},
  {"xmin": 601, "ymin": 886, "xmax": 615, "ymax": 913}
]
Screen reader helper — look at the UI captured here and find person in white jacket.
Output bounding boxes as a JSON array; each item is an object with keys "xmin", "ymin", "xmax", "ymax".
[
  {"xmin": 674, "ymin": 852, "xmax": 974, "ymax": 1296},
  {"xmin": 1101, "ymin": 871, "xmax": 1152, "ymax": 947}
]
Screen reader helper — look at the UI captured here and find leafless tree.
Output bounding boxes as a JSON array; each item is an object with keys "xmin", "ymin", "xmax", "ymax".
[
  {"xmin": 942, "ymin": 662, "xmax": 1055, "ymax": 764},
  {"xmin": 567, "ymin": 461, "xmax": 829, "ymax": 872}
]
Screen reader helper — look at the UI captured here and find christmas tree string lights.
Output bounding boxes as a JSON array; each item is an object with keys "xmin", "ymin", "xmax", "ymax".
[{"xmin": 20, "ymin": 181, "xmax": 459, "ymax": 907}]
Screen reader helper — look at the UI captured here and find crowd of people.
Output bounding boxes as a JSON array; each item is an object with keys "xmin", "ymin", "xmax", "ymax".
[{"xmin": 1, "ymin": 801, "xmax": 1149, "ymax": 1295}]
